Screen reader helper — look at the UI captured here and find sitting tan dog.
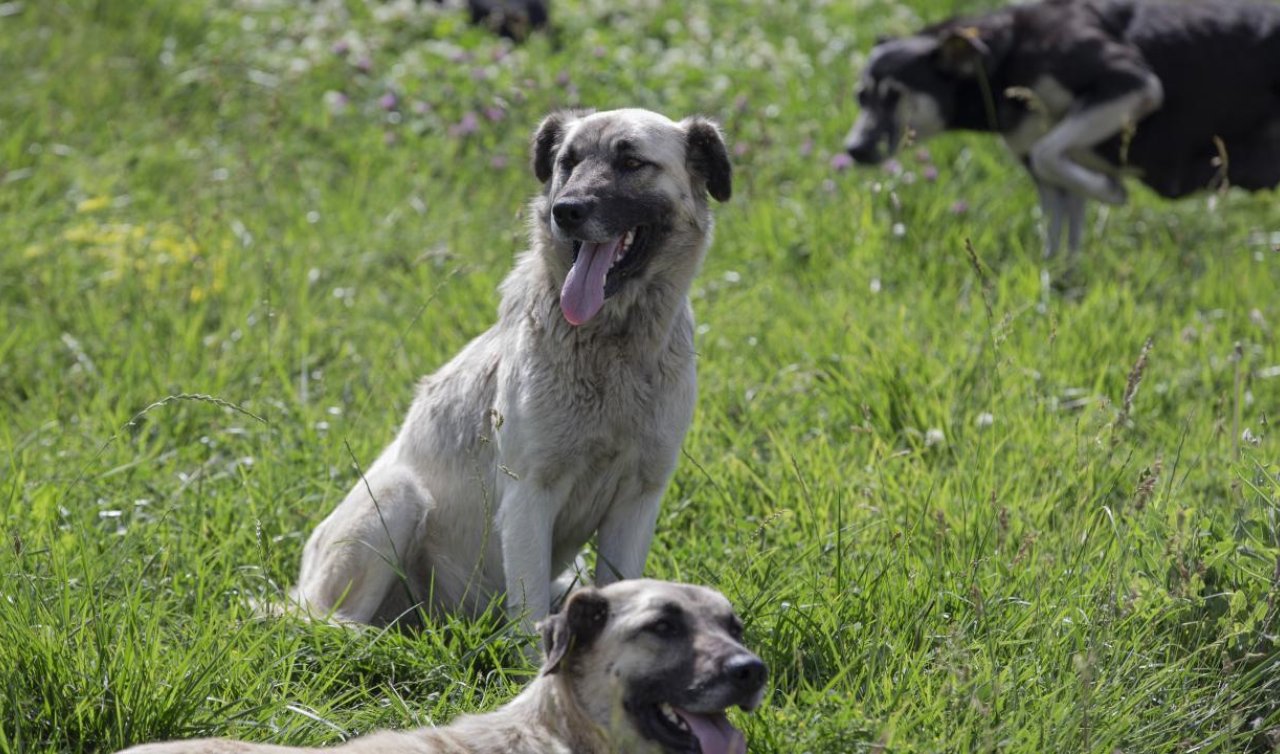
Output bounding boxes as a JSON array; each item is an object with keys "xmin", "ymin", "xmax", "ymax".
[
  {"xmin": 289, "ymin": 108, "xmax": 732, "ymax": 632},
  {"xmin": 117, "ymin": 580, "xmax": 766, "ymax": 754}
]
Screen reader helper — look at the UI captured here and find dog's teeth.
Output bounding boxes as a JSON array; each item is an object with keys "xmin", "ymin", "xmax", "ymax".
[{"xmin": 658, "ymin": 703, "xmax": 689, "ymax": 731}]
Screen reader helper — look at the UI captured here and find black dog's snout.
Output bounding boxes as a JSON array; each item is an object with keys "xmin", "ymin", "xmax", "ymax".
[
  {"xmin": 846, "ymin": 141, "xmax": 879, "ymax": 164},
  {"xmin": 552, "ymin": 197, "xmax": 594, "ymax": 230},
  {"xmin": 725, "ymin": 654, "xmax": 767, "ymax": 692}
]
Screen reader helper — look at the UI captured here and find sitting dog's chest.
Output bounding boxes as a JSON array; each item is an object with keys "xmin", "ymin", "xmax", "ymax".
[{"xmin": 495, "ymin": 333, "xmax": 696, "ymax": 493}]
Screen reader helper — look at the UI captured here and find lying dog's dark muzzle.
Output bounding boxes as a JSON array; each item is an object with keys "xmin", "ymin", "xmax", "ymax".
[
  {"xmin": 721, "ymin": 653, "xmax": 768, "ymax": 706},
  {"xmin": 629, "ymin": 650, "xmax": 767, "ymax": 754}
]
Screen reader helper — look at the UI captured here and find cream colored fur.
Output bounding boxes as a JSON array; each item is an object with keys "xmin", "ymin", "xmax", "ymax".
[{"xmin": 287, "ymin": 109, "xmax": 729, "ymax": 632}]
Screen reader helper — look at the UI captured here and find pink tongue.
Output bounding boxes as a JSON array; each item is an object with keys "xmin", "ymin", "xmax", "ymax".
[
  {"xmin": 560, "ymin": 237, "xmax": 622, "ymax": 326},
  {"xmin": 674, "ymin": 709, "xmax": 747, "ymax": 754}
]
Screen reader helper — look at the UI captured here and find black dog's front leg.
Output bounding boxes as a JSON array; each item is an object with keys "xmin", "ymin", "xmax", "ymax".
[{"xmin": 1033, "ymin": 176, "xmax": 1087, "ymax": 259}]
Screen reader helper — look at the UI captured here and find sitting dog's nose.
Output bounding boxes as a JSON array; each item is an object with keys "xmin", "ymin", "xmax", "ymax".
[
  {"xmin": 552, "ymin": 197, "xmax": 594, "ymax": 230},
  {"xmin": 725, "ymin": 654, "xmax": 767, "ymax": 692}
]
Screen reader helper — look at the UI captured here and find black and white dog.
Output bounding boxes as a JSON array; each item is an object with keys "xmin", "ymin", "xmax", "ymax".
[{"xmin": 844, "ymin": 0, "xmax": 1280, "ymax": 256}]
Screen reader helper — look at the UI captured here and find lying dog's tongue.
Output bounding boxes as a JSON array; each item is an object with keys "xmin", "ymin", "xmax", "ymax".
[
  {"xmin": 674, "ymin": 709, "xmax": 747, "ymax": 754},
  {"xmin": 560, "ymin": 237, "xmax": 622, "ymax": 326}
]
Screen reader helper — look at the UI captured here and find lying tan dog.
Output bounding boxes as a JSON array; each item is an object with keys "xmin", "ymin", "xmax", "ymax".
[{"xmin": 118, "ymin": 580, "xmax": 766, "ymax": 754}]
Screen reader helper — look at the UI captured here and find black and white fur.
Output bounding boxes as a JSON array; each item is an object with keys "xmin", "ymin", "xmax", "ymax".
[{"xmin": 845, "ymin": 0, "xmax": 1280, "ymax": 256}]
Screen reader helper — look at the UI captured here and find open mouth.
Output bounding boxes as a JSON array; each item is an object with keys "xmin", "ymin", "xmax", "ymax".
[
  {"xmin": 559, "ymin": 225, "xmax": 650, "ymax": 326},
  {"xmin": 631, "ymin": 701, "xmax": 747, "ymax": 754}
]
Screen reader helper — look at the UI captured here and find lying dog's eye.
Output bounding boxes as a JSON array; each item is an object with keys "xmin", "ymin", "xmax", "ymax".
[
  {"xmin": 646, "ymin": 618, "xmax": 681, "ymax": 638},
  {"xmin": 727, "ymin": 621, "xmax": 744, "ymax": 640},
  {"xmin": 621, "ymin": 157, "xmax": 646, "ymax": 171}
]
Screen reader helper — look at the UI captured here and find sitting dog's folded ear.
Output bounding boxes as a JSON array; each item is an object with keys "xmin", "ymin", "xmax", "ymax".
[
  {"xmin": 532, "ymin": 110, "xmax": 583, "ymax": 184},
  {"xmin": 529, "ymin": 108, "xmax": 593, "ymax": 184},
  {"xmin": 683, "ymin": 117, "xmax": 732, "ymax": 203},
  {"xmin": 539, "ymin": 587, "xmax": 610, "ymax": 675}
]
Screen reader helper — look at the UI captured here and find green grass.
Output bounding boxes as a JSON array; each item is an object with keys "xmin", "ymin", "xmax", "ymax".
[{"xmin": 2, "ymin": 0, "xmax": 1279, "ymax": 751}]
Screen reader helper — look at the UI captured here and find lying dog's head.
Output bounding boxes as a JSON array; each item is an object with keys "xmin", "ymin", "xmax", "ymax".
[
  {"xmin": 845, "ymin": 22, "xmax": 1012, "ymax": 163},
  {"xmin": 539, "ymin": 579, "xmax": 766, "ymax": 754},
  {"xmin": 530, "ymin": 108, "xmax": 731, "ymax": 326}
]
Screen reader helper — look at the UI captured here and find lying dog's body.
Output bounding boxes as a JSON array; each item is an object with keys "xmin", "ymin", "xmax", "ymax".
[
  {"xmin": 117, "ymin": 580, "xmax": 766, "ymax": 754},
  {"xmin": 845, "ymin": 0, "xmax": 1280, "ymax": 255},
  {"xmin": 290, "ymin": 109, "xmax": 731, "ymax": 631}
]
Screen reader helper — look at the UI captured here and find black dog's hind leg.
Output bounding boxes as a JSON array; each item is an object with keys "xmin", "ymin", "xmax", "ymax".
[
  {"xmin": 1224, "ymin": 121, "xmax": 1280, "ymax": 192},
  {"xmin": 1030, "ymin": 71, "xmax": 1163, "ymax": 205},
  {"xmin": 1036, "ymin": 180, "xmax": 1088, "ymax": 258}
]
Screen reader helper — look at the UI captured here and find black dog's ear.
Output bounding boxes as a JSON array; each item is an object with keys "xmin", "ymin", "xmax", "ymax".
[
  {"xmin": 531, "ymin": 110, "xmax": 581, "ymax": 184},
  {"xmin": 539, "ymin": 587, "xmax": 610, "ymax": 675},
  {"xmin": 683, "ymin": 117, "xmax": 732, "ymax": 203},
  {"xmin": 935, "ymin": 26, "xmax": 1002, "ymax": 78}
]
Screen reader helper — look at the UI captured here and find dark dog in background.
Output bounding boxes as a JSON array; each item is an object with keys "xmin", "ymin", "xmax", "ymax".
[
  {"xmin": 425, "ymin": 0, "xmax": 547, "ymax": 40},
  {"xmin": 845, "ymin": 0, "xmax": 1280, "ymax": 256},
  {"xmin": 462, "ymin": 0, "xmax": 548, "ymax": 40}
]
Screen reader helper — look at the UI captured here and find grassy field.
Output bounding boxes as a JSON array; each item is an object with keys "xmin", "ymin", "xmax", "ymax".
[{"xmin": 3, "ymin": 0, "xmax": 1279, "ymax": 751}]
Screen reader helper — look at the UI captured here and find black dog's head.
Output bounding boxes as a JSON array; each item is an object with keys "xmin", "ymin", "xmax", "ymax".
[
  {"xmin": 466, "ymin": 0, "xmax": 548, "ymax": 41},
  {"xmin": 530, "ymin": 109, "xmax": 731, "ymax": 327},
  {"xmin": 539, "ymin": 580, "xmax": 766, "ymax": 754},
  {"xmin": 846, "ymin": 22, "xmax": 1012, "ymax": 163}
]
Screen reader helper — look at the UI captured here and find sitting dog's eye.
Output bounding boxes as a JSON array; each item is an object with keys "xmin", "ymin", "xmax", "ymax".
[
  {"xmin": 622, "ymin": 157, "xmax": 645, "ymax": 170},
  {"xmin": 727, "ymin": 621, "xmax": 744, "ymax": 640},
  {"xmin": 646, "ymin": 618, "xmax": 681, "ymax": 637}
]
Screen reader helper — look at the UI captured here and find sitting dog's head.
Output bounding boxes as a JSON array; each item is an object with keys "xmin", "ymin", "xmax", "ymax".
[
  {"xmin": 845, "ymin": 22, "xmax": 1012, "ymax": 164},
  {"xmin": 530, "ymin": 108, "xmax": 731, "ymax": 326},
  {"xmin": 539, "ymin": 579, "xmax": 766, "ymax": 754}
]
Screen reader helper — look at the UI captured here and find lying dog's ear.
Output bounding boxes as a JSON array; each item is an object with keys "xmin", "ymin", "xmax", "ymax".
[
  {"xmin": 683, "ymin": 117, "xmax": 732, "ymax": 203},
  {"xmin": 539, "ymin": 587, "xmax": 609, "ymax": 675},
  {"xmin": 935, "ymin": 26, "xmax": 1006, "ymax": 79},
  {"xmin": 531, "ymin": 110, "xmax": 582, "ymax": 184}
]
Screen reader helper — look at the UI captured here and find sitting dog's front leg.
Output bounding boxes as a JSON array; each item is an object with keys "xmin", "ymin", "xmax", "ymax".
[
  {"xmin": 497, "ymin": 486, "xmax": 554, "ymax": 629},
  {"xmin": 595, "ymin": 490, "xmax": 663, "ymax": 586},
  {"xmin": 1030, "ymin": 74, "xmax": 1163, "ymax": 205}
]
